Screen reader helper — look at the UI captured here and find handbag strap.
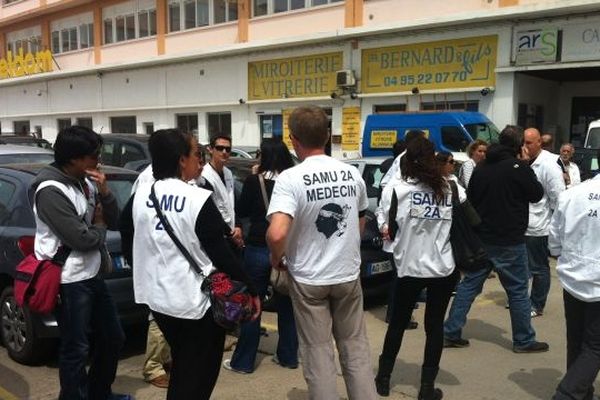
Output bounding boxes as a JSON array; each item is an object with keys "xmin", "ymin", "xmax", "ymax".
[
  {"xmin": 257, "ymin": 173, "xmax": 270, "ymax": 212},
  {"xmin": 448, "ymin": 180, "xmax": 460, "ymax": 206},
  {"xmin": 52, "ymin": 246, "xmax": 71, "ymax": 266},
  {"xmin": 149, "ymin": 183, "xmax": 206, "ymax": 279}
]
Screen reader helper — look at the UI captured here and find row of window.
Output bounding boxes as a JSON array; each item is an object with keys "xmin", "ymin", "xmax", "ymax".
[
  {"xmin": 8, "ymin": 113, "xmax": 231, "ymax": 138},
  {"xmin": 5, "ymin": 0, "xmax": 345, "ymax": 55}
]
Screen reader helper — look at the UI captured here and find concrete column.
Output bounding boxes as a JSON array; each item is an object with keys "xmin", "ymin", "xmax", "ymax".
[
  {"xmin": 237, "ymin": 0, "xmax": 250, "ymax": 43},
  {"xmin": 94, "ymin": 6, "xmax": 102, "ymax": 64},
  {"xmin": 157, "ymin": 0, "xmax": 167, "ymax": 55},
  {"xmin": 41, "ymin": 19, "xmax": 50, "ymax": 51}
]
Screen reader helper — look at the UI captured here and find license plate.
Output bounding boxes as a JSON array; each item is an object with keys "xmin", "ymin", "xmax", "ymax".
[
  {"xmin": 369, "ymin": 260, "xmax": 392, "ymax": 275},
  {"xmin": 112, "ymin": 255, "xmax": 131, "ymax": 270}
]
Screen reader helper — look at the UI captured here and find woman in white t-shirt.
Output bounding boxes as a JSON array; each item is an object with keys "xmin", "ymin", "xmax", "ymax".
[{"xmin": 375, "ymin": 137, "xmax": 459, "ymax": 400}]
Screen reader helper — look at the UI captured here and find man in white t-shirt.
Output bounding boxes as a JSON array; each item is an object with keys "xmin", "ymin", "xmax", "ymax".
[
  {"xmin": 267, "ymin": 106, "xmax": 377, "ymax": 400},
  {"xmin": 558, "ymin": 143, "xmax": 581, "ymax": 189}
]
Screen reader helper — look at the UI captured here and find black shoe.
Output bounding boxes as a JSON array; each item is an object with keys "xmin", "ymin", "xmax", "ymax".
[
  {"xmin": 406, "ymin": 320, "xmax": 418, "ymax": 330},
  {"xmin": 513, "ymin": 341, "xmax": 549, "ymax": 353},
  {"xmin": 375, "ymin": 375, "xmax": 390, "ymax": 397},
  {"xmin": 443, "ymin": 337, "xmax": 470, "ymax": 348},
  {"xmin": 418, "ymin": 387, "xmax": 443, "ymax": 400}
]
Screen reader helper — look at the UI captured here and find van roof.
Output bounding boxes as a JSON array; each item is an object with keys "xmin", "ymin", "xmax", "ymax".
[{"xmin": 365, "ymin": 111, "xmax": 489, "ymax": 126}]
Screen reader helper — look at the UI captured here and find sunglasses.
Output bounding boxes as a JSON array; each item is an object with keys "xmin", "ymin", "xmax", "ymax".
[
  {"xmin": 214, "ymin": 145, "xmax": 232, "ymax": 153},
  {"xmin": 447, "ymin": 159, "xmax": 455, "ymax": 165}
]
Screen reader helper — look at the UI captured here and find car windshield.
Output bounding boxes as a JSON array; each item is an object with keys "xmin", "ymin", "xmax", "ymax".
[
  {"xmin": 0, "ymin": 154, "xmax": 54, "ymax": 164},
  {"xmin": 465, "ymin": 123, "xmax": 500, "ymax": 144},
  {"xmin": 586, "ymin": 127, "xmax": 600, "ymax": 149}
]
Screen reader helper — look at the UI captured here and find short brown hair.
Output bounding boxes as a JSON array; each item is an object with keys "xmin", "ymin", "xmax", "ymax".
[{"xmin": 288, "ymin": 106, "xmax": 329, "ymax": 149}]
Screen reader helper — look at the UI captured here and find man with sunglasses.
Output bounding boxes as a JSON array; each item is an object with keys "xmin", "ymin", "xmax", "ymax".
[{"xmin": 201, "ymin": 134, "xmax": 244, "ymax": 249}]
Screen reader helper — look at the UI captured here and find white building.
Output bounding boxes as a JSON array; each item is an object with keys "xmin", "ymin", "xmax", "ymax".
[{"xmin": 1, "ymin": 0, "xmax": 600, "ymax": 156}]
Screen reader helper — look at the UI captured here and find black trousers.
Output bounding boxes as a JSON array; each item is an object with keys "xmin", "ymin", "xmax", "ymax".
[
  {"xmin": 154, "ymin": 309, "xmax": 226, "ymax": 400},
  {"xmin": 380, "ymin": 271, "xmax": 458, "ymax": 374},
  {"xmin": 554, "ymin": 290, "xmax": 600, "ymax": 400}
]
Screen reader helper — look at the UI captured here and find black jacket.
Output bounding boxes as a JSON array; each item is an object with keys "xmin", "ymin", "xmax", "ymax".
[{"xmin": 467, "ymin": 144, "xmax": 543, "ymax": 246}]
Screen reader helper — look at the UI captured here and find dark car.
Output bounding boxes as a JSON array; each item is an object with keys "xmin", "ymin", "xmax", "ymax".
[
  {"xmin": 0, "ymin": 164, "xmax": 147, "ymax": 365},
  {"xmin": 226, "ymin": 158, "xmax": 393, "ymax": 298},
  {"xmin": 0, "ymin": 135, "xmax": 53, "ymax": 150},
  {"xmin": 100, "ymin": 134, "xmax": 151, "ymax": 170},
  {"xmin": 573, "ymin": 147, "xmax": 600, "ymax": 181}
]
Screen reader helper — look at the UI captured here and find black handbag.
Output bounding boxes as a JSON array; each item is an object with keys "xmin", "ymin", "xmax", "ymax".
[
  {"xmin": 448, "ymin": 181, "xmax": 491, "ymax": 272},
  {"xmin": 149, "ymin": 183, "xmax": 255, "ymax": 330}
]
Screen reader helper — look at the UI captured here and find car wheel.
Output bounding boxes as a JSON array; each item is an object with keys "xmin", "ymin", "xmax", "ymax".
[{"xmin": 0, "ymin": 286, "xmax": 53, "ymax": 365}]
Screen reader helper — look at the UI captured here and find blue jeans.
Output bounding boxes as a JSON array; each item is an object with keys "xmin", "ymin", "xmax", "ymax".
[
  {"xmin": 230, "ymin": 245, "xmax": 298, "ymax": 372},
  {"xmin": 58, "ymin": 276, "xmax": 125, "ymax": 400},
  {"xmin": 526, "ymin": 235, "xmax": 551, "ymax": 312},
  {"xmin": 444, "ymin": 243, "xmax": 536, "ymax": 348}
]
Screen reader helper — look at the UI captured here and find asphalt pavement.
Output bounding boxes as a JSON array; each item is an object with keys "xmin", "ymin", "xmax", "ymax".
[{"xmin": 0, "ymin": 261, "xmax": 592, "ymax": 399}]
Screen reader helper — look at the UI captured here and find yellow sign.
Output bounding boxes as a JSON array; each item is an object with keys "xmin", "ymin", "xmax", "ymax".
[
  {"xmin": 370, "ymin": 130, "xmax": 397, "ymax": 149},
  {"xmin": 248, "ymin": 52, "xmax": 343, "ymax": 100},
  {"xmin": 282, "ymin": 109, "xmax": 293, "ymax": 149},
  {"xmin": 0, "ymin": 49, "xmax": 53, "ymax": 80},
  {"xmin": 361, "ymin": 36, "xmax": 497, "ymax": 93},
  {"xmin": 342, "ymin": 107, "xmax": 361, "ymax": 151}
]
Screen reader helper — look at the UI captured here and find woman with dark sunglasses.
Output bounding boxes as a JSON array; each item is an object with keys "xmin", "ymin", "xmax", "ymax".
[{"xmin": 223, "ymin": 138, "xmax": 299, "ymax": 374}]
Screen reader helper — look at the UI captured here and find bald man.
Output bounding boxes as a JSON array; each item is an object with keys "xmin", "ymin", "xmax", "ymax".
[
  {"xmin": 523, "ymin": 128, "xmax": 565, "ymax": 318},
  {"xmin": 541, "ymin": 133, "xmax": 554, "ymax": 153}
]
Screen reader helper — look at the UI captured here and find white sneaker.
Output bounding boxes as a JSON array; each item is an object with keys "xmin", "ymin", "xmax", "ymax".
[
  {"xmin": 222, "ymin": 359, "xmax": 250, "ymax": 374},
  {"xmin": 531, "ymin": 310, "xmax": 543, "ymax": 318}
]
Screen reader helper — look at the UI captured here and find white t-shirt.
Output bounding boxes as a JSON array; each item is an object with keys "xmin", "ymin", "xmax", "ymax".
[
  {"xmin": 382, "ymin": 178, "xmax": 455, "ymax": 278},
  {"xmin": 267, "ymin": 155, "xmax": 368, "ymax": 285}
]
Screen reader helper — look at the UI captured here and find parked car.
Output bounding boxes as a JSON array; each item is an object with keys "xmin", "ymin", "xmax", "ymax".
[
  {"xmin": 0, "ymin": 145, "xmax": 54, "ymax": 165},
  {"xmin": 0, "ymin": 164, "xmax": 148, "ymax": 365},
  {"xmin": 573, "ymin": 147, "xmax": 600, "ymax": 181},
  {"xmin": 100, "ymin": 134, "xmax": 151, "ymax": 169},
  {"xmin": 343, "ymin": 157, "xmax": 388, "ymax": 212},
  {"xmin": 227, "ymin": 158, "xmax": 393, "ymax": 299},
  {"xmin": 0, "ymin": 135, "xmax": 53, "ymax": 150},
  {"xmin": 231, "ymin": 146, "xmax": 260, "ymax": 159},
  {"xmin": 585, "ymin": 119, "xmax": 600, "ymax": 149}
]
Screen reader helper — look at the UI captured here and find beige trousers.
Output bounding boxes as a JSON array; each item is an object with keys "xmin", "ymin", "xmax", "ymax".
[
  {"xmin": 142, "ymin": 319, "xmax": 172, "ymax": 381},
  {"xmin": 289, "ymin": 277, "xmax": 377, "ymax": 400}
]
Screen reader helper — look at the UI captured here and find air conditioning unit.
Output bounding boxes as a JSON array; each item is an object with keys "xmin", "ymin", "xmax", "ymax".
[{"xmin": 336, "ymin": 70, "xmax": 356, "ymax": 88}]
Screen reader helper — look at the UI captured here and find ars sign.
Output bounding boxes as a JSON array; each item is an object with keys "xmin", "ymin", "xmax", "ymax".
[{"xmin": 514, "ymin": 28, "xmax": 558, "ymax": 65}]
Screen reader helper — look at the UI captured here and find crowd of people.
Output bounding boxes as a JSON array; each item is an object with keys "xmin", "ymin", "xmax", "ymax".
[{"xmin": 30, "ymin": 108, "xmax": 600, "ymax": 400}]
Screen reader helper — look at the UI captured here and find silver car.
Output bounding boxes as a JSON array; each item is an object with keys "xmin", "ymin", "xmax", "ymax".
[{"xmin": 0, "ymin": 145, "xmax": 54, "ymax": 165}]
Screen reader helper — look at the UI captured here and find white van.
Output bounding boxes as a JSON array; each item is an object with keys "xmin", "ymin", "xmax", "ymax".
[{"xmin": 585, "ymin": 120, "xmax": 600, "ymax": 149}]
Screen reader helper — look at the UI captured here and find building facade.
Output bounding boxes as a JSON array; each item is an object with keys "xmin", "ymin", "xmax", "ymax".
[{"xmin": 1, "ymin": 0, "xmax": 600, "ymax": 156}]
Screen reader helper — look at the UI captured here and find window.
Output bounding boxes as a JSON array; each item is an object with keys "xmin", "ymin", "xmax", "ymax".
[
  {"xmin": 0, "ymin": 179, "xmax": 16, "ymax": 226},
  {"xmin": 51, "ymin": 14, "xmax": 94, "ymax": 54},
  {"xmin": 13, "ymin": 120, "xmax": 30, "ymax": 134},
  {"xmin": 421, "ymin": 100, "xmax": 478, "ymax": 112},
  {"xmin": 363, "ymin": 164, "xmax": 384, "ymax": 198},
  {"xmin": 176, "ymin": 114, "xmax": 199, "ymax": 134},
  {"xmin": 6, "ymin": 34, "xmax": 42, "ymax": 55},
  {"xmin": 120, "ymin": 143, "xmax": 145, "ymax": 166},
  {"xmin": 143, "ymin": 122, "xmax": 154, "ymax": 135},
  {"xmin": 104, "ymin": 1, "xmax": 157, "ymax": 44},
  {"xmin": 259, "ymin": 114, "xmax": 282, "ymax": 139},
  {"xmin": 138, "ymin": 9, "xmax": 157, "ymax": 37},
  {"xmin": 168, "ymin": 0, "xmax": 237, "ymax": 31},
  {"xmin": 207, "ymin": 112, "xmax": 231, "ymax": 137},
  {"xmin": 57, "ymin": 118, "xmax": 72, "ymax": 131},
  {"xmin": 110, "ymin": 116, "xmax": 137, "ymax": 133},
  {"xmin": 76, "ymin": 117, "xmax": 93, "ymax": 129},
  {"xmin": 441, "ymin": 126, "xmax": 470, "ymax": 152},
  {"xmin": 373, "ymin": 104, "xmax": 407, "ymax": 114},
  {"xmin": 253, "ymin": 0, "xmax": 340, "ymax": 16}
]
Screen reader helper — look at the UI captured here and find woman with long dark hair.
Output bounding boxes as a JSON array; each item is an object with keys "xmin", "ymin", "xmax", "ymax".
[
  {"xmin": 128, "ymin": 129, "xmax": 260, "ymax": 399},
  {"xmin": 375, "ymin": 137, "xmax": 459, "ymax": 400},
  {"xmin": 223, "ymin": 138, "xmax": 299, "ymax": 373}
]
